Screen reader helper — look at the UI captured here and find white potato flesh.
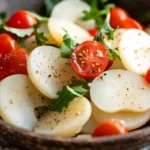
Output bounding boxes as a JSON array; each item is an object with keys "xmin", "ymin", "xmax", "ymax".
[
  {"xmin": 104, "ymin": 29, "xmax": 125, "ymax": 50},
  {"xmin": 0, "ymin": 75, "xmax": 49, "ymax": 130},
  {"xmin": 24, "ymin": 33, "xmax": 60, "ymax": 53},
  {"xmin": 90, "ymin": 69, "xmax": 150, "ymax": 113},
  {"xmin": 81, "ymin": 116, "xmax": 98, "ymax": 134},
  {"xmin": 37, "ymin": 23, "xmax": 49, "ymax": 33},
  {"xmin": 34, "ymin": 97, "xmax": 92, "ymax": 137},
  {"xmin": 48, "ymin": 18, "xmax": 92, "ymax": 44},
  {"xmin": 92, "ymin": 103, "xmax": 150, "ymax": 131},
  {"xmin": 27, "ymin": 46, "xmax": 83, "ymax": 99},
  {"xmin": 118, "ymin": 29, "xmax": 150, "ymax": 75},
  {"xmin": 109, "ymin": 58, "xmax": 126, "ymax": 70},
  {"xmin": 51, "ymin": 0, "xmax": 95, "ymax": 30}
]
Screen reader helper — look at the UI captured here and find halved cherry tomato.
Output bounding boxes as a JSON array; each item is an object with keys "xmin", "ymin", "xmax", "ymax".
[
  {"xmin": 92, "ymin": 120, "xmax": 128, "ymax": 137},
  {"xmin": 6, "ymin": 11, "xmax": 37, "ymax": 29},
  {"xmin": 70, "ymin": 41, "xmax": 109, "ymax": 79},
  {"xmin": 0, "ymin": 48, "xmax": 28, "ymax": 81},
  {"xmin": 146, "ymin": 68, "xmax": 150, "ymax": 84},
  {"xmin": 110, "ymin": 7, "xmax": 129, "ymax": 29},
  {"xmin": 0, "ymin": 34, "xmax": 18, "ymax": 57},
  {"xmin": 120, "ymin": 18, "xmax": 143, "ymax": 30},
  {"xmin": 88, "ymin": 28, "xmax": 99, "ymax": 37}
]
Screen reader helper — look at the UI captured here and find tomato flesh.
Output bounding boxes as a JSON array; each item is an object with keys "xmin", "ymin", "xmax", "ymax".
[
  {"xmin": 110, "ymin": 7, "xmax": 129, "ymax": 29},
  {"xmin": 0, "ymin": 48, "xmax": 28, "ymax": 81},
  {"xmin": 146, "ymin": 68, "xmax": 150, "ymax": 84},
  {"xmin": 70, "ymin": 41, "xmax": 109, "ymax": 79},
  {"xmin": 120, "ymin": 17, "xmax": 143, "ymax": 30},
  {"xmin": 92, "ymin": 120, "xmax": 128, "ymax": 137},
  {"xmin": 6, "ymin": 11, "xmax": 37, "ymax": 29},
  {"xmin": 88, "ymin": 28, "xmax": 99, "ymax": 37},
  {"xmin": 0, "ymin": 33, "xmax": 18, "ymax": 57}
]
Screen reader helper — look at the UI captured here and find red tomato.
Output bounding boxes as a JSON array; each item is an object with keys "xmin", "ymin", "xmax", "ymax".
[
  {"xmin": 70, "ymin": 41, "xmax": 109, "ymax": 79},
  {"xmin": 0, "ymin": 34, "xmax": 18, "ymax": 57},
  {"xmin": 120, "ymin": 18, "xmax": 143, "ymax": 30},
  {"xmin": 88, "ymin": 28, "xmax": 99, "ymax": 37},
  {"xmin": 110, "ymin": 7, "xmax": 129, "ymax": 28},
  {"xmin": 0, "ymin": 48, "xmax": 28, "ymax": 81},
  {"xmin": 92, "ymin": 120, "xmax": 128, "ymax": 137},
  {"xmin": 146, "ymin": 68, "xmax": 150, "ymax": 84},
  {"xmin": 6, "ymin": 11, "xmax": 37, "ymax": 29}
]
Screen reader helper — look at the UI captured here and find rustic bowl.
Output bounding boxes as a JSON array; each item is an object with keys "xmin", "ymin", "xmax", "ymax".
[{"xmin": 0, "ymin": 0, "xmax": 150, "ymax": 149}]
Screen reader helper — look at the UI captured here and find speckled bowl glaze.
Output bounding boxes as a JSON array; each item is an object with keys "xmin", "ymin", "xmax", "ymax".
[{"xmin": 0, "ymin": 0, "xmax": 150, "ymax": 150}]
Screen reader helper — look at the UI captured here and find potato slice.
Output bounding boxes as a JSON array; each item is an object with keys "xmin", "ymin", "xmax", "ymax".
[
  {"xmin": 34, "ymin": 97, "xmax": 91, "ymax": 137},
  {"xmin": 48, "ymin": 18, "xmax": 92, "ymax": 44},
  {"xmin": 51, "ymin": 0, "xmax": 95, "ymax": 30},
  {"xmin": 92, "ymin": 102, "xmax": 150, "ymax": 131},
  {"xmin": 81, "ymin": 116, "xmax": 98, "ymax": 134},
  {"xmin": 118, "ymin": 29, "xmax": 150, "ymax": 75},
  {"xmin": 0, "ymin": 75, "xmax": 49, "ymax": 130},
  {"xmin": 27, "ymin": 46, "xmax": 83, "ymax": 99},
  {"xmin": 90, "ymin": 69, "xmax": 150, "ymax": 113},
  {"xmin": 24, "ymin": 34, "xmax": 60, "ymax": 53}
]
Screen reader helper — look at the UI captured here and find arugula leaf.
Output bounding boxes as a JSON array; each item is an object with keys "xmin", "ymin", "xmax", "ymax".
[
  {"xmin": 81, "ymin": 0, "xmax": 115, "ymax": 28},
  {"xmin": 1, "ymin": 25, "xmax": 33, "ymax": 37},
  {"xmin": 48, "ymin": 84, "xmax": 88, "ymax": 113},
  {"xmin": 61, "ymin": 31, "xmax": 78, "ymax": 58},
  {"xmin": 27, "ymin": 11, "xmax": 48, "ymax": 23},
  {"xmin": 94, "ymin": 13, "xmax": 120, "ymax": 60},
  {"xmin": 0, "ymin": 12, "xmax": 7, "ymax": 24},
  {"xmin": 45, "ymin": 0, "xmax": 62, "ymax": 16},
  {"xmin": 34, "ymin": 24, "xmax": 48, "ymax": 46}
]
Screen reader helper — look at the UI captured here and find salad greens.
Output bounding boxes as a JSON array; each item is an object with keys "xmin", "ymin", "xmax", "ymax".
[
  {"xmin": 61, "ymin": 30, "xmax": 78, "ymax": 58},
  {"xmin": 48, "ymin": 82, "xmax": 88, "ymax": 113}
]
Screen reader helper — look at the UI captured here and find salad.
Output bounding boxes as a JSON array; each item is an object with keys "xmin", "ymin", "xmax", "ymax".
[{"xmin": 0, "ymin": 0, "xmax": 150, "ymax": 138}]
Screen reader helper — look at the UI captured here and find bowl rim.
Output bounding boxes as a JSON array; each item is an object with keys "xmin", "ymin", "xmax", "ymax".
[{"xmin": 0, "ymin": 119, "xmax": 150, "ymax": 145}]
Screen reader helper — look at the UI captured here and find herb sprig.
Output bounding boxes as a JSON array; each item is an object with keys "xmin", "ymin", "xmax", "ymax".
[
  {"xmin": 94, "ymin": 13, "xmax": 120, "ymax": 60},
  {"xmin": 48, "ymin": 81, "xmax": 88, "ymax": 112}
]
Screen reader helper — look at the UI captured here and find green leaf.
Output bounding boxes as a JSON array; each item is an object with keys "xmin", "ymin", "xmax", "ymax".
[
  {"xmin": 3, "ymin": 26, "xmax": 33, "ymax": 37},
  {"xmin": 61, "ymin": 31, "xmax": 78, "ymax": 58},
  {"xmin": 94, "ymin": 13, "xmax": 120, "ymax": 60},
  {"xmin": 34, "ymin": 24, "xmax": 48, "ymax": 46},
  {"xmin": 0, "ymin": 12, "xmax": 7, "ymax": 24},
  {"xmin": 27, "ymin": 11, "xmax": 48, "ymax": 23},
  {"xmin": 48, "ymin": 82, "xmax": 88, "ymax": 112},
  {"xmin": 45, "ymin": 0, "xmax": 62, "ymax": 16},
  {"xmin": 17, "ymin": 37, "xmax": 25, "ymax": 47}
]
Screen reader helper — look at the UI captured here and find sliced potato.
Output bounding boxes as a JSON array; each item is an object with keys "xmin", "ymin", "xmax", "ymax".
[
  {"xmin": 27, "ymin": 46, "xmax": 83, "ymax": 99},
  {"xmin": 34, "ymin": 97, "xmax": 91, "ymax": 137},
  {"xmin": 104, "ymin": 29, "xmax": 125, "ymax": 50},
  {"xmin": 90, "ymin": 69, "xmax": 150, "ymax": 113},
  {"xmin": 48, "ymin": 18, "xmax": 92, "ymax": 44},
  {"xmin": 92, "ymin": 102, "xmax": 150, "ymax": 130},
  {"xmin": 81, "ymin": 116, "xmax": 98, "ymax": 134},
  {"xmin": 24, "ymin": 33, "xmax": 60, "ymax": 53},
  {"xmin": 119, "ymin": 29, "xmax": 150, "ymax": 75},
  {"xmin": 37, "ymin": 23, "xmax": 49, "ymax": 33},
  {"xmin": 0, "ymin": 75, "xmax": 49, "ymax": 130},
  {"xmin": 51, "ymin": 0, "xmax": 95, "ymax": 30}
]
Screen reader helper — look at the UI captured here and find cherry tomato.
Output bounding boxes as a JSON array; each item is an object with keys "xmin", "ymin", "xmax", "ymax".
[
  {"xmin": 120, "ymin": 18, "xmax": 143, "ymax": 30},
  {"xmin": 88, "ymin": 28, "xmax": 99, "ymax": 37},
  {"xmin": 146, "ymin": 68, "xmax": 150, "ymax": 84},
  {"xmin": 0, "ymin": 34, "xmax": 18, "ymax": 57},
  {"xmin": 6, "ymin": 11, "xmax": 37, "ymax": 29},
  {"xmin": 70, "ymin": 41, "xmax": 109, "ymax": 79},
  {"xmin": 110, "ymin": 7, "xmax": 129, "ymax": 28},
  {"xmin": 92, "ymin": 120, "xmax": 128, "ymax": 137},
  {"xmin": 0, "ymin": 48, "xmax": 28, "ymax": 81}
]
